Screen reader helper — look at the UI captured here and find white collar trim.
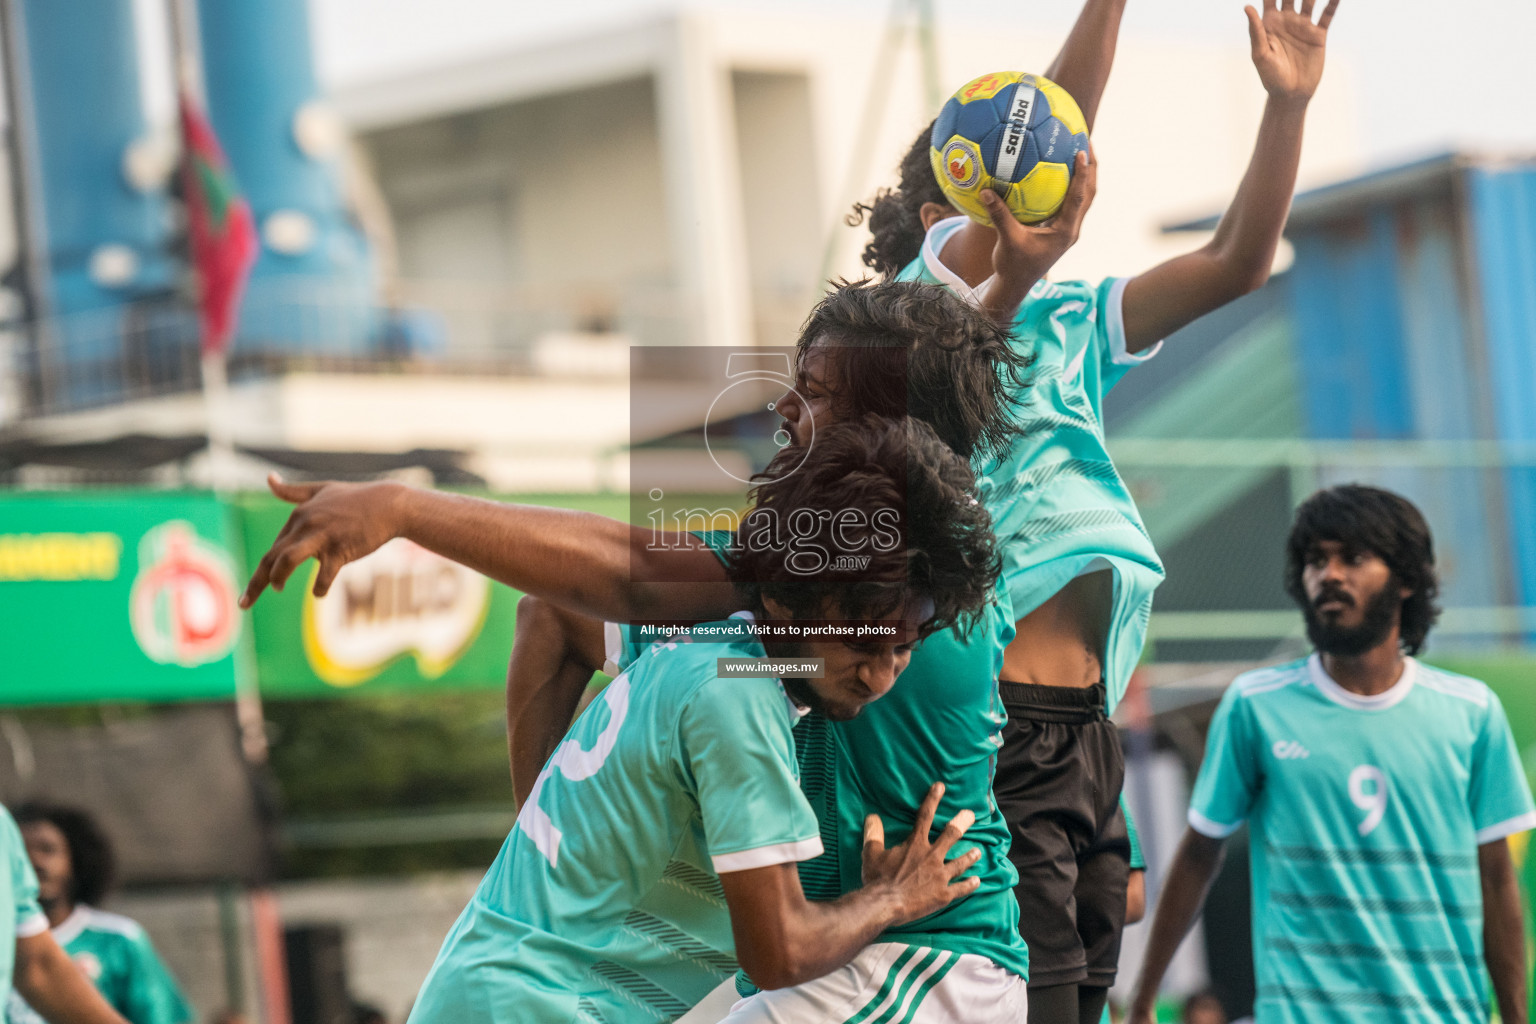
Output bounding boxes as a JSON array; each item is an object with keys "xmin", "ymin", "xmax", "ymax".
[
  {"xmin": 52, "ymin": 905, "xmax": 89, "ymax": 946},
  {"xmin": 920, "ymin": 216, "xmax": 996, "ymax": 306},
  {"xmin": 1307, "ymin": 652, "xmax": 1417, "ymax": 711},
  {"xmin": 738, "ymin": 610, "xmax": 809, "ymax": 722}
]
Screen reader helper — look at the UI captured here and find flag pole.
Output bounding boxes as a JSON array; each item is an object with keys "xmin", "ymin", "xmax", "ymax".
[
  {"xmin": 168, "ymin": 5, "xmax": 288, "ymax": 1024},
  {"xmin": 169, "ymin": 0, "xmax": 238, "ymax": 497}
]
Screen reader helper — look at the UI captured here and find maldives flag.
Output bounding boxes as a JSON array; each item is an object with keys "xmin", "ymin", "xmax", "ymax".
[{"xmin": 179, "ymin": 92, "xmax": 258, "ymax": 355}]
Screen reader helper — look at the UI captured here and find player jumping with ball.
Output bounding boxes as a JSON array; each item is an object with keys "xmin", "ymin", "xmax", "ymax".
[{"xmin": 853, "ymin": 3, "xmax": 1340, "ymax": 1019}]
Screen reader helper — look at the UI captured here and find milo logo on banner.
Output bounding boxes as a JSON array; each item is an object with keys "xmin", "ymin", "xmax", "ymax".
[
  {"xmin": 302, "ymin": 538, "xmax": 490, "ymax": 687},
  {"xmin": 129, "ymin": 521, "xmax": 241, "ymax": 667}
]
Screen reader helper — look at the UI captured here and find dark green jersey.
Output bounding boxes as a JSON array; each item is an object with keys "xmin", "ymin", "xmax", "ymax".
[{"xmin": 793, "ymin": 582, "xmax": 1027, "ymax": 978}]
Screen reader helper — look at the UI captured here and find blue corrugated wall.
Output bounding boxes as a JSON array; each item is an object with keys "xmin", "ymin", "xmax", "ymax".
[{"xmin": 1467, "ymin": 167, "xmax": 1536, "ymax": 608}]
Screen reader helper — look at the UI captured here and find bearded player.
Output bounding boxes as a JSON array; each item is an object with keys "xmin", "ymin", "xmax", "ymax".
[{"xmin": 1128, "ymin": 486, "xmax": 1532, "ymax": 1024}]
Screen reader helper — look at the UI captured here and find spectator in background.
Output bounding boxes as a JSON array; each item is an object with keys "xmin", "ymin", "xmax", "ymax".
[
  {"xmin": 8, "ymin": 804, "xmax": 192, "ymax": 1024},
  {"xmin": 0, "ymin": 802, "xmax": 127, "ymax": 1023},
  {"xmin": 1181, "ymin": 991, "xmax": 1226, "ymax": 1024}
]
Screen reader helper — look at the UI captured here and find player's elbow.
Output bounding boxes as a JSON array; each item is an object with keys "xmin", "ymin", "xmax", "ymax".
[
  {"xmin": 1215, "ymin": 244, "xmax": 1274, "ymax": 298},
  {"xmin": 1231, "ymin": 262, "xmax": 1272, "ymax": 297},
  {"xmin": 737, "ymin": 949, "xmax": 812, "ymax": 992}
]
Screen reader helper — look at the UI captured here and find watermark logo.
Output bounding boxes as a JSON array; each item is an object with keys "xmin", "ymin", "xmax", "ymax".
[
  {"xmin": 129, "ymin": 521, "xmax": 240, "ymax": 667},
  {"xmin": 704, "ymin": 352, "xmax": 812, "ymax": 484}
]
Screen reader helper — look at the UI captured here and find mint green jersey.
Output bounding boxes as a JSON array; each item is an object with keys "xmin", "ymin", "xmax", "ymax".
[
  {"xmin": 671, "ymin": 534, "xmax": 1031, "ymax": 981},
  {"xmin": 410, "ymin": 615, "xmax": 822, "ymax": 1024},
  {"xmin": 1190, "ymin": 655, "xmax": 1536, "ymax": 1023},
  {"xmin": 898, "ymin": 217, "xmax": 1165, "ymax": 711},
  {"xmin": 0, "ymin": 808, "xmax": 46, "ymax": 996},
  {"xmin": 793, "ymin": 581, "xmax": 1029, "ymax": 980},
  {"xmin": 7, "ymin": 907, "xmax": 193, "ymax": 1024},
  {"xmin": 1124, "ymin": 797, "xmax": 1144, "ymax": 871}
]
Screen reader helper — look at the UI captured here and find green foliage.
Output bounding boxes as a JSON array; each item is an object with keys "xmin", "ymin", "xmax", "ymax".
[{"xmin": 263, "ymin": 692, "xmax": 515, "ymax": 878}]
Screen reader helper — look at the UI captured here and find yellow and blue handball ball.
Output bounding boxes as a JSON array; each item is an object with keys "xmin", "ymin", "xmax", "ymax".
[{"xmin": 930, "ymin": 71, "xmax": 1089, "ymax": 226}]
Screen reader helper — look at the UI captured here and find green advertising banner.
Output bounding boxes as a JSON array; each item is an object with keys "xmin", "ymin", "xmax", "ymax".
[
  {"xmin": 235, "ymin": 492, "xmax": 628, "ymax": 699},
  {"xmin": 0, "ymin": 492, "xmax": 243, "ymax": 704},
  {"xmin": 0, "ymin": 490, "xmax": 634, "ymax": 705}
]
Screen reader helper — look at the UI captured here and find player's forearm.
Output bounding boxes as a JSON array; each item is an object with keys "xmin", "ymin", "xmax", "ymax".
[
  {"xmin": 1481, "ymin": 841, "xmax": 1529, "ymax": 1024},
  {"xmin": 1204, "ymin": 95, "xmax": 1308, "ymax": 293},
  {"xmin": 392, "ymin": 489, "xmax": 639, "ymax": 618},
  {"xmin": 744, "ymin": 886, "xmax": 909, "ymax": 990},
  {"xmin": 1042, "ymin": 0, "xmax": 1127, "ymax": 130},
  {"xmin": 1129, "ymin": 828, "xmax": 1225, "ymax": 1014},
  {"xmin": 14, "ymin": 935, "xmax": 129, "ymax": 1024},
  {"xmin": 392, "ymin": 488, "xmax": 730, "ymax": 623},
  {"xmin": 1121, "ymin": 96, "xmax": 1306, "ymax": 349},
  {"xmin": 507, "ymin": 596, "xmax": 604, "ymax": 804}
]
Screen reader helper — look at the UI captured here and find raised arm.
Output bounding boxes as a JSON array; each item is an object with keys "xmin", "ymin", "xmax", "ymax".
[
  {"xmin": 1043, "ymin": 0, "xmax": 1129, "ymax": 131},
  {"xmin": 1126, "ymin": 827, "xmax": 1227, "ymax": 1024},
  {"xmin": 719, "ymin": 784, "xmax": 981, "ymax": 989},
  {"xmin": 240, "ymin": 476, "xmax": 734, "ymax": 625},
  {"xmin": 1121, "ymin": 0, "xmax": 1339, "ymax": 351},
  {"xmin": 1480, "ymin": 838, "xmax": 1529, "ymax": 1024}
]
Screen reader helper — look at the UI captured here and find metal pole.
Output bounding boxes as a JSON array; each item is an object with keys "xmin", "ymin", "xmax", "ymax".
[
  {"xmin": 168, "ymin": 6, "xmax": 287, "ymax": 1023},
  {"xmin": 912, "ymin": 0, "xmax": 943, "ymax": 114},
  {"xmin": 0, "ymin": 0, "xmax": 57, "ymax": 414},
  {"xmin": 816, "ymin": 0, "xmax": 912, "ymax": 287}
]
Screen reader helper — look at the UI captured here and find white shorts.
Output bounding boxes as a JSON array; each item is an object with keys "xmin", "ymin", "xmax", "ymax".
[{"xmin": 712, "ymin": 943, "xmax": 1027, "ymax": 1024}]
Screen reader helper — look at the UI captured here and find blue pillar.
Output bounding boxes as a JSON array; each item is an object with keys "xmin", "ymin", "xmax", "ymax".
[
  {"xmin": 22, "ymin": 0, "xmax": 175, "ymax": 404},
  {"xmin": 196, "ymin": 0, "xmax": 376, "ymax": 354}
]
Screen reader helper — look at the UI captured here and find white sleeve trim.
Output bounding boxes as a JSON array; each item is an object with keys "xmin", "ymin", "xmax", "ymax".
[
  {"xmin": 1107, "ymin": 277, "xmax": 1162, "ymax": 365},
  {"xmin": 15, "ymin": 912, "xmax": 47, "ymax": 938},
  {"xmin": 602, "ymin": 621, "xmax": 623, "ymax": 677},
  {"xmin": 1475, "ymin": 810, "xmax": 1536, "ymax": 845},
  {"xmin": 1188, "ymin": 807, "xmax": 1243, "ymax": 839},
  {"xmin": 712, "ymin": 836, "xmax": 824, "ymax": 874}
]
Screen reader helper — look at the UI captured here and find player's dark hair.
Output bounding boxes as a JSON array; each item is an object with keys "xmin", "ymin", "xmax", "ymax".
[
  {"xmin": 1283, "ymin": 485, "xmax": 1442, "ymax": 656},
  {"xmin": 13, "ymin": 802, "xmax": 115, "ymax": 907},
  {"xmin": 796, "ymin": 278, "xmax": 1028, "ymax": 465},
  {"xmin": 847, "ymin": 121, "xmax": 948, "ymax": 279},
  {"xmin": 728, "ymin": 415, "xmax": 999, "ymax": 637}
]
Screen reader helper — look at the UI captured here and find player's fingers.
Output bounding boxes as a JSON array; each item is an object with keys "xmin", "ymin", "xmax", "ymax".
[
  {"xmin": 267, "ymin": 536, "xmax": 324, "ymax": 592},
  {"xmin": 933, "ymin": 808, "xmax": 977, "ymax": 854},
  {"xmin": 947, "ymin": 875, "xmax": 981, "ymax": 895},
  {"xmin": 863, "ymin": 813, "xmax": 886, "ymax": 853},
  {"xmin": 267, "ymin": 473, "xmax": 322, "ymax": 505},
  {"xmin": 312, "ymin": 553, "xmax": 346, "ymax": 599},
  {"xmin": 912, "ymin": 782, "xmax": 945, "ymax": 842},
  {"xmin": 1300, "ymin": 0, "xmax": 1314, "ymax": 17},
  {"xmin": 977, "ymin": 190, "xmax": 1016, "ymax": 235},
  {"xmin": 240, "ymin": 551, "xmax": 277, "ymax": 609},
  {"xmin": 945, "ymin": 847, "xmax": 983, "ymax": 878},
  {"xmin": 1048, "ymin": 152, "xmax": 1095, "ymax": 238},
  {"xmin": 1317, "ymin": 0, "xmax": 1339, "ymax": 28},
  {"xmin": 1244, "ymin": 6, "xmax": 1266, "ymax": 56}
]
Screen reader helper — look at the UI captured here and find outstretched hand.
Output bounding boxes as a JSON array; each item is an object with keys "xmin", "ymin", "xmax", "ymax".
[
  {"xmin": 240, "ymin": 474, "xmax": 405, "ymax": 609},
  {"xmin": 1245, "ymin": 0, "xmax": 1338, "ymax": 103},
  {"xmin": 977, "ymin": 148, "xmax": 1096, "ymax": 322},
  {"xmin": 862, "ymin": 782, "xmax": 982, "ymax": 925}
]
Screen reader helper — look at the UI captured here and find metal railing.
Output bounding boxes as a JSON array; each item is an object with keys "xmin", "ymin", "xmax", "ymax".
[{"xmin": 0, "ymin": 278, "xmax": 817, "ymax": 424}]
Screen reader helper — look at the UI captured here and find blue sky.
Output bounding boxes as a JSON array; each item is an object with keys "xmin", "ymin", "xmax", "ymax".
[{"xmin": 310, "ymin": 0, "xmax": 1536, "ymax": 170}]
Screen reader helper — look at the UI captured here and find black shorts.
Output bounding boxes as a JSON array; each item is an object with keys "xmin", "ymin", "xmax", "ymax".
[{"xmin": 994, "ymin": 681, "xmax": 1129, "ymax": 989}]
